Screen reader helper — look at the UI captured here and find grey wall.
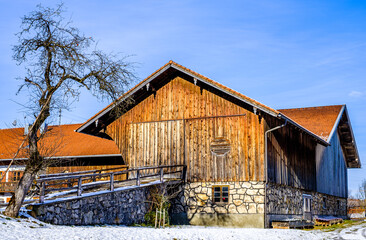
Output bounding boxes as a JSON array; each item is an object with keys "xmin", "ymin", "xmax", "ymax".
[
  {"xmin": 316, "ymin": 132, "xmax": 348, "ymax": 198},
  {"xmin": 28, "ymin": 185, "xmax": 153, "ymax": 225}
]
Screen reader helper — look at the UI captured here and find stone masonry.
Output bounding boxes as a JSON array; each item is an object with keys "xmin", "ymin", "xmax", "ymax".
[
  {"xmin": 28, "ymin": 184, "xmax": 155, "ymax": 225},
  {"xmin": 171, "ymin": 181, "xmax": 265, "ymax": 220},
  {"xmin": 267, "ymin": 183, "xmax": 347, "ymax": 218}
]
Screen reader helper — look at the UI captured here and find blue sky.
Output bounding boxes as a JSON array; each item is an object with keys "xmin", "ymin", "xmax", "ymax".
[{"xmin": 0, "ymin": 1, "xmax": 365, "ymax": 196}]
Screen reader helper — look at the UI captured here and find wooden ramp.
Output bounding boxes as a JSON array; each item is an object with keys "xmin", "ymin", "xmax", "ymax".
[{"xmin": 35, "ymin": 165, "xmax": 186, "ymax": 203}]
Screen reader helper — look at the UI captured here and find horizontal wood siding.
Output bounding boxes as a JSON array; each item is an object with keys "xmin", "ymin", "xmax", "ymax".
[
  {"xmin": 266, "ymin": 117, "xmax": 317, "ymax": 191},
  {"xmin": 316, "ymin": 132, "xmax": 347, "ymax": 198},
  {"xmin": 106, "ymin": 77, "xmax": 265, "ymax": 182}
]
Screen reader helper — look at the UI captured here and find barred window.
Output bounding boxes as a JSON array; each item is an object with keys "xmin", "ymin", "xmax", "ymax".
[{"xmin": 213, "ymin": 186, "xmax": 229, "ymax": 203}]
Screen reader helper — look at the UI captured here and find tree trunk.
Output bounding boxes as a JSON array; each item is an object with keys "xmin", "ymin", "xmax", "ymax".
[
  {"xmin": 4, "ymin": 129, "xmax": 41, "ymax": 218},
  {"xmin": 4, "ymin": 167, "xmax": 37, "ymax": 217}
]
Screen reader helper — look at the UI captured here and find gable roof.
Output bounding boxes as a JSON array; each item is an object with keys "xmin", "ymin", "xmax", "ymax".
[
  {"xmin": 76, "ymin": 60, "xmax": 329, "ymax": 146},
  {"xmin": 279, "ymin": 105, "xmax": 344, "ymax": 142},
  {"xmin": 279, "ymin": 105, "xmax": 360, "ymax": 168},
  {"xmin": 0, "ymin": 124, "xmax": 121, "ymax": 161}
]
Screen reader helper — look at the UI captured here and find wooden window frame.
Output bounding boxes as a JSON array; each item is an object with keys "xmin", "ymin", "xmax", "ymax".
[
  {"xmin": 303, "ymin": 194, "xmax": 312, "ymax": 213},
  {"xmin": 322, "ymin": 196, "xmax": 327, "ymax": 209},
  {"xmin": 212, "ymin": 185, "xmax": 229, "ymax": 204},
  {"xmin": 13, "ymin": 171, "xmax": 22, "ymax": 182}
]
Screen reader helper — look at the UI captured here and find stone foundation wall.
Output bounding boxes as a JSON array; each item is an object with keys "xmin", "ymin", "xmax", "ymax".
[
  {"xmin": 267, "ymin": 183, "xmax": 347, "ymax": 219},
  {"xmin": 170, "ymin": 181, "xmax": 265, "ymax": 227},
  {"xmin": 28, "ymin": 185, "xmax": 154, "ymax": 225}
]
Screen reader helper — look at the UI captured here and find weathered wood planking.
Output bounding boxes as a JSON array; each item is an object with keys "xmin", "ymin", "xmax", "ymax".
[
  {"xmin": 47, "ymin": 165, "xmax": 128, "ymax": 181},
  {"xmin": 265, "ymin": 116, "xmax": 317, "ymax": 191},
  {"xmin": 316, "ymin": 132, "xmax": 348, "ymax": 198},
  {"xmin": 106, "ymin": 77, "xmax": 265, "ymax": 182}
]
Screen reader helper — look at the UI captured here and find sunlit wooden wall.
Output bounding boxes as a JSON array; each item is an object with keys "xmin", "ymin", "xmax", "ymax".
[{"xmin": 106, "ymin": 77, "xmax": 265, "ymax": 182}]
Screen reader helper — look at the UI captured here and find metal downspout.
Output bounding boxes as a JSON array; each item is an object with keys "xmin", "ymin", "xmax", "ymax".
[{"xmin": 264, "ymin": 119, "xmax": 287, "ymax": 228}]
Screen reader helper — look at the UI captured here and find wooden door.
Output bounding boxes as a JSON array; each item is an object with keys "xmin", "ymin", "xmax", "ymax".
[{"xmin": 127, "ymin": 120, "xmax": 185, "ymax": 169}]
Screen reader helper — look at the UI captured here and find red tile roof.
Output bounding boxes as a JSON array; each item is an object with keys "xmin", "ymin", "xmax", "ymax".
[
  {"xmin": 0, "ymin": 124, "xmax": 120, "ymax": 160},
  {"xmin": 278, "ymin": 105, "xmax": 344, "ymax": 141}
]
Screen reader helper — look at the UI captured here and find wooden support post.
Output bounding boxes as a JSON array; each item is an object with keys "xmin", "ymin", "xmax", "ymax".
[
  {"xmin": 182, "ymin": 165, "xmax": 187, "ymax": 182},
  {"xmin": 160, "ymin": 168, "xmax": 164, "ymax": 183},
  {"xmin": 39, "ymin": 181, "xmax": 45, "ymax": 203},
  {"xmin": 136, "ymin": 170, "xmax": 140, "ymax": 186},
  {"xmin": 155, "ymin": 208, "xmax": 158, "ymax": 228},
  {"xmin": 110, "ymin": 173, "xmax": 114, "ymax": 191},
  {"xmin": 77, "ymin": 177, "xmax": 82, "ymax": 196},
  {"xmin": 159, "ymin": 208, "xmax": 162, "ymax": 228}
]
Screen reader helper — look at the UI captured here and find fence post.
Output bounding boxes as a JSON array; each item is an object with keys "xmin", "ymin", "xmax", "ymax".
[
  {"xmin": 160, "ymin": 168, "xmax": 164, "ymax": 183},
  {"xmin": 77, "ymin": 177, "xmax": 82, "ymax": 196},
  {"xmin": 39, "ymin": 181, "xmax": 45, "ymax": 203},
  {"xmin": 136, "ymin": 170, "xmax": 140, "ymax": 186},
  {"xmin": 110, "ymin": 173, "xmax": 114, "ymax": 191},
  {"xmin": 182, "ymin": 165, "xmax": 187, "ymax": 182}
]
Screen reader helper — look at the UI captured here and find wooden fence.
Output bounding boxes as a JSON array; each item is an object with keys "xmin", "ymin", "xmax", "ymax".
[
  {"xmin": 36, "ymin": 165, "xmax": 187, "ymax": 203},
  {"xmin": 0, "ymin": 182, "xmax": 18, "ymax": 192}
]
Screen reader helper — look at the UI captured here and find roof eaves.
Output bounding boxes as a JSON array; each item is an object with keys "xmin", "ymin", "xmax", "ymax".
[
  {"xmin": 327, "ymin": 105, "xmax": 346, "ymax": 143},
  {"xmin": 278, "ymin": 113, "xmax": 330, "ymax": 146},
  {"xmin": 169, "ymin": 63, "xmax": 279, "ymax": 118},
  {"xmin": 76, "ymin": 63, "xmax": 172, "ymax": 133},
  {"xmin": 343, "ymin": 107, "xmax": 361, "ymax": 168},
  {"xmin": 0, "ymin": 153, "xmax": 122, "ymax": 162}
]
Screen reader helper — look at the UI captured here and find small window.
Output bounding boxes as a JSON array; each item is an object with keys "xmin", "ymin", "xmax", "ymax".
[
  {"xmin": 13, "ymin": 172, "xmax": 21, "ymax": 181},
  {"xmin": 212, "ymin": 186, "xmax": 229, "ymax": 204},
  {"xmin": 322, "ymin": 196, "xmax": 327, "ymax": 209},
  {"xmin": 303, "ymin": 194, "xmax": 312, "ymax": 212},
  {"xmin": 337, "ymin": 200, "xmax": 341, "ymax": 210}
]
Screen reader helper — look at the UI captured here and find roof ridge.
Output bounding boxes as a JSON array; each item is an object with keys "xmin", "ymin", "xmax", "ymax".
[{"xmin": 278, "ymin": 104, "xmax": 345, "ymax": 111}]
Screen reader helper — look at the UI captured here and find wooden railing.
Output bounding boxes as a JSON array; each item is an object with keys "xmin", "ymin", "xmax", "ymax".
[
  {"xmin": 0, "ymin": 182, "xmax": 18, "ymax": 192},
  {"xmin": 36, "ymin": 165, "xmax": 187, "ymax": 203}
]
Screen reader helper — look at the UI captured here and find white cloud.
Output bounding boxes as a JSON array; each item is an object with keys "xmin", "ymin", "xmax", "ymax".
[{"xmin": 349, "ymin": 91, "xmax": 364, "ymax": 97}]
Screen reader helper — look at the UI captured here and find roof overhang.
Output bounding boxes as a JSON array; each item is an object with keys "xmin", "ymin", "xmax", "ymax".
[
  {"xmin": 76, "ymin": 61, "xmax": 331, "ymax": 146},
  {"xmin": 332, "ymin": 106, "xmax": 360, "ymax": 168},
  {"xmin": 0, "ymin": 153, "xmax": 122, "ymax": 162}
]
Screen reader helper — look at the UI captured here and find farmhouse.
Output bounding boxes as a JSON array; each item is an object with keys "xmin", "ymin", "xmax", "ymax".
[
  {"xmin": 0, "ymin": 124, "xmax": 125, "ymax": 203},
  {"xmin": 78, "ymin": 60, "xmax": 357, "ymax": 227}
]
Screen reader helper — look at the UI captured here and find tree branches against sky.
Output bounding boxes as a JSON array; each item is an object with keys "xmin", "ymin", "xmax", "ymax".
[{"xmin": 0, "ymin": 0, "xmax": 365, "ymax": 194}]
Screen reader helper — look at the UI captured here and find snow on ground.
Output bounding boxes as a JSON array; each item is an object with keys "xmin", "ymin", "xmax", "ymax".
[{"xmin": 0, "ymin": 213, "xmax": 365, "ymax": 240}]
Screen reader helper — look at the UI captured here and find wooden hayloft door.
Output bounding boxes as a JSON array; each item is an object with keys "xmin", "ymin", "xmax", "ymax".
[{"xmin": 127, "ymin": 120, "xmax": 185, "ymax": 168}]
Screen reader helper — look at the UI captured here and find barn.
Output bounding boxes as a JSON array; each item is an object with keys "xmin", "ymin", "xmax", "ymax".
[{"xmin": 76, "ymin": 61, "xmax": 360, "ymax": 228}]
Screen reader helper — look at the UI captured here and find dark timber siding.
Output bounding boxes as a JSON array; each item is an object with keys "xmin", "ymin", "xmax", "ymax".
[
  {"xmin": 316, "ymin": 132, "xmax": 348, "ymax": 198},
  {"xmin": 266, "ymin": 117, "xmax": 317, "ymax": 191}
]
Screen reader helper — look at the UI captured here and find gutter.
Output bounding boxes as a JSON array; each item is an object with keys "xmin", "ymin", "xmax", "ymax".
[
  {"xmin": 278, "ymin": 113, "xmax": 329, "ymax": 146},
  {"xmin": 264, "ymin": 119, "xmax": 287, "ymax": 228}
]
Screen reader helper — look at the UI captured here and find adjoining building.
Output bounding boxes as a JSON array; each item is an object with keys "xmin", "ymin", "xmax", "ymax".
[
  {"xmin": 72, "ymin": 60, "xmax": 359, "ymax": 228},
  {"xmin": 0, "ymin": 124, "xmax": 125, "ymax": 203}
]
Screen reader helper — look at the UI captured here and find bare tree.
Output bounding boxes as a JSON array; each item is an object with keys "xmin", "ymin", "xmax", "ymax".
[
  {"xmin": 145, "ymin": 184, "xmax": 182, "ymax": 228},
  {"xmin": 4, "ymin": 4, "xmax": 135, "ymax": 217},
  {"xmin": 358, "ymin": 179, "xmax": 366, "ymax": 209}
]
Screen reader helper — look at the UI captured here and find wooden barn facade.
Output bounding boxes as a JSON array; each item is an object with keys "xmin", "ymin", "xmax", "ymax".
[
  {"xmin": 0, "ymin": 124, "xmax": 126, "ymax": 203},
  {"xmin": 77, "ymin": 61, "xmax": 360, "ymax": 228}
]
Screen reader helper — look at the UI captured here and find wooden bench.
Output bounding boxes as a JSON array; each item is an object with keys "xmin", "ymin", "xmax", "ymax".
[
  {"xmin": 314, "ymin": 217, "xmax": 343, "ymax": 227},
  {"xmin": 272, "ymin": 220, "xmax": 314, "ymax": 229}
]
